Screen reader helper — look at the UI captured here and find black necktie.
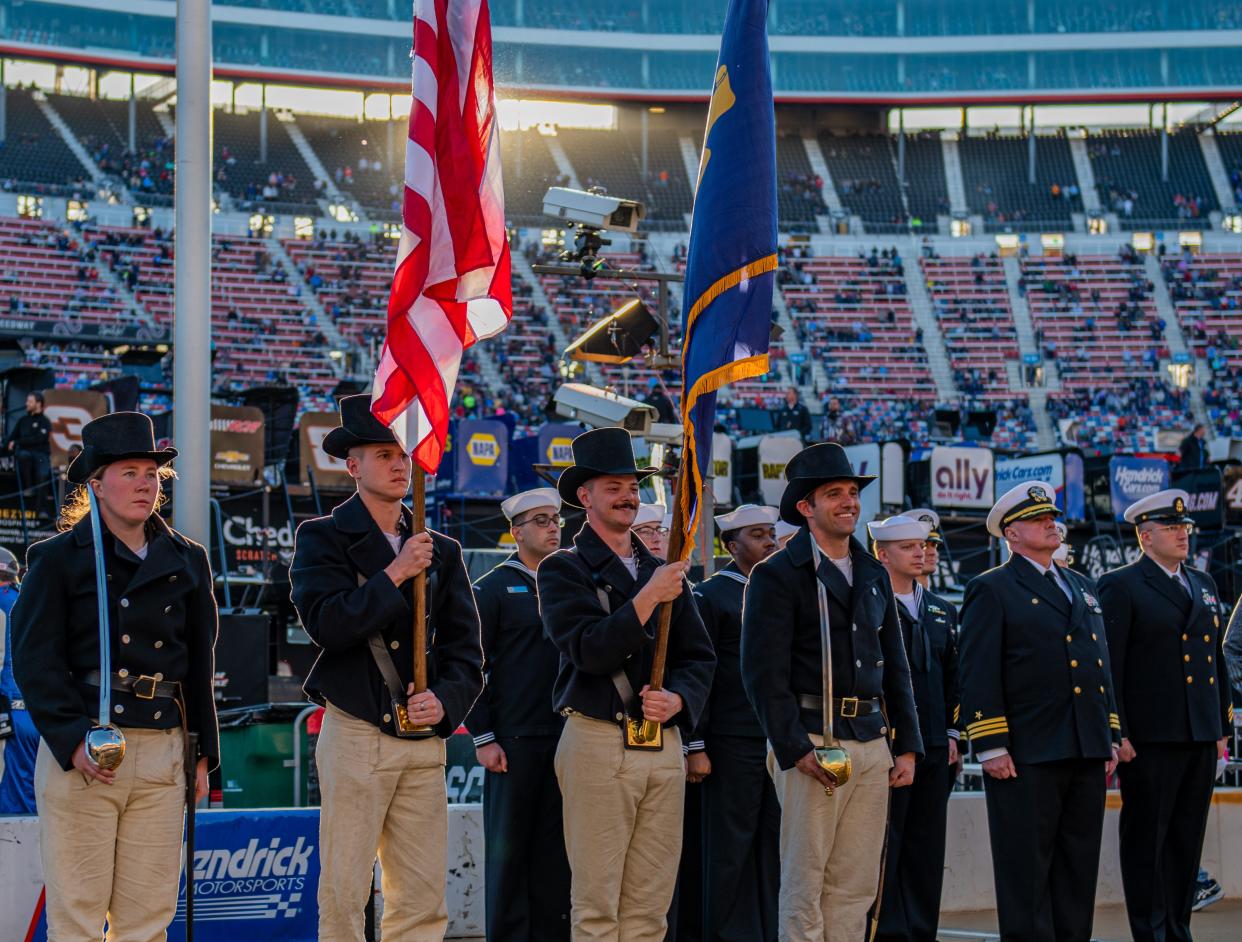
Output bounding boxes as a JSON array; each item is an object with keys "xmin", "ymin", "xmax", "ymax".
[
  {"xmin": 1173, "ymin": 574, "xmax": 1190, "ymax": 599},
  {"xmin": 911, "ymin": 595, "xmax": 931, "ymax": 672},
  {"xmin": 1044, "ymin": 569, "xmax": 1065, "ymax": 600}
]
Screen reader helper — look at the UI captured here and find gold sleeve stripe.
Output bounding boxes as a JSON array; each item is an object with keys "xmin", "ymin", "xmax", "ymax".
[
  {"xmin": 966, "ymin": 719, "xmax": 1010, "ymax": 737},
  {"xmin": 952, "ymin": 705, "xmax": 961, "ymax": 723}
]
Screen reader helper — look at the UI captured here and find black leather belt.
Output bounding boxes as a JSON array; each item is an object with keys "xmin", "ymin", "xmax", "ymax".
[
  {"xmin": 83, "ymin": 670, "xmax": 180, "ymax": 701},
  {"xmin": 798, "ymin": 694, "xmax": 881, "ymax": 718}
]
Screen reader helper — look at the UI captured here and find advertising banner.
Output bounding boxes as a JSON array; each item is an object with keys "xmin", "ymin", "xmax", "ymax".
[
  {"xmin": 539, "ymin": 423, "xmax": 580, "ymax": 470},
  {"xmin": 881, "ymin": 441, "xmax": 905, "ymax": 507},
  {"xmin": 712, "ymin": 432, "xmax": 732, "ymax": 506},
  {"xmin": 1224, "ymin": 464, "xmax": 1242, "ymax": 526},
  {"xmin": 453, "ymin": 420, "xmax": 509, "ymax": 497},
  {"xmin": 756, "ymin": 434, "xmax": 803, "ymax": 507},
  {"xmin": 930, "ymin": 445, "xmax": 994, "ymax": 510},
  {"xmin": 42, "ymin": 389, "xmax": 108, "ymax": 467},
  {"xmin": 1063, "ymin": 452, "xmax": 1086, "ymax": 521},
  {"xmin": 844, "ymin": 443, "xmax": 881, "ymax": 540},
  {"xmin": 298, "ymin": 412, "xmax": 352, "ymax": 489},
  {"xmin": 1108, "ymin": 456, "xmax": 1170, "ymax": 521},
  {"xmin": 211, "ymin": 405, "xmax": 266, "ymax": 485},
  {"xmin": 1171, "ymin": 465, "xmax": 1225, "ymax": 531},
  {"xmin": 996, "ymin": 451, "xmax": 1066, "ymax": 513},
  {"xmin": 211, "ymin": 490, "xmax": 295, "ymax": 577}
]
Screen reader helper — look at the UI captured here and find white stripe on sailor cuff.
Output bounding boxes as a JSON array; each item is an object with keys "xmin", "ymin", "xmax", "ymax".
[
  {"xmin": 687, "ymin": 740, "xmax": 706, "ymax": 753},
  {"xmin": 472, "ymin": 732, "xmax": 496, "ymax": 747},
  {"xmin": 947, "ymin": 729, "xmax": 961, "ymax": 740}
]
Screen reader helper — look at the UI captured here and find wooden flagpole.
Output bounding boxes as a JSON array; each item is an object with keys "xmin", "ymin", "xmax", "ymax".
[
  {"xmin": 639, "ymin": 450, "xmax": 690, "ymax": 742},
  {"xmin": 411, "ymin": 469, "xmax": 428, "ymax": 693}
]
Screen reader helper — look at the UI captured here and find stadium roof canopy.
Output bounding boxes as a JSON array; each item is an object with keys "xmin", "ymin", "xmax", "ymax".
[{"xmin": 4, "ymin": 0, "xmax": 1242, "ymax": 104}]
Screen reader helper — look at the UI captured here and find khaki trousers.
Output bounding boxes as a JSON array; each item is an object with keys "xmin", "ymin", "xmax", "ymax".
[
  {"xmin": 35, "ymin": 728, "xmax": 187, "ymax": 942},
  {"xmin": 554, "ymin": 714, "xmax": 684, "ymax": 942},
  {"xmin": 316, "ymin": 702, "xmax": 448, "ymax": 942},
  {"xmin": 768, "ymin": 735, "xmax": 893, "ymax": 942}
]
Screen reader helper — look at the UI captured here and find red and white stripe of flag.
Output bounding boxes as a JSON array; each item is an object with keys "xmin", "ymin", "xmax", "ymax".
[{"xmin": 371, "ymin": 0, "xmax": 511, "ymax": 472}]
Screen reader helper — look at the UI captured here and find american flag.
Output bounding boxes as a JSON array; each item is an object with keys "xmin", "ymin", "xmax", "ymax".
[{"xmin": 371, "ymin": 0, "xmax": 511, "ymax": 472}]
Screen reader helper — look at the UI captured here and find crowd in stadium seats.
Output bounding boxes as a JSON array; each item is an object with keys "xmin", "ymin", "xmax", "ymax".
[
  {"xmin": 1019, "ymin": 249, "xmax": 1166, "ymax": 390},
  {"xmin": 1048, "ymin": 378, "xmax": 1194, "ymax": 450},
  {"xmin": 1088, "ymin": 131, "xmax": 1217, "ymax": 228}
]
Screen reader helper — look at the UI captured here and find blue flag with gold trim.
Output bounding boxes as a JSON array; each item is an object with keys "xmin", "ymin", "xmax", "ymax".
[{"xmin": 679, "ymin": 0, "xmax": 776, "ymax": 540}]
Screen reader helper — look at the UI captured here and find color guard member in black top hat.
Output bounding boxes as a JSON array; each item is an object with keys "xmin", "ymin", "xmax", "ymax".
[
  {"xmin": 539, "ymin": 427, "xmax": 715, "ymax": 942},
  {"xmin": 959, "ymin": 481, "xmax": 1121, "ymax": 942},
  {"xmin": 290, "ymin": 394, "xmax": 482, "ymax": 942},
  {"xmin": 1098, "ymin": 488, "xmax": 1232, "ymax": 942},
  {"xmin": 741, "ymin": 443, "xmax": 922, "ymax": 942},
  {"xmin": 13, "ymin": 411, "xmax": 218, "ymax": 941}
]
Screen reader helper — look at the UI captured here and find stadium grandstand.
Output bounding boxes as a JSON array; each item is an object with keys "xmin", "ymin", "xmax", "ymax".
[{"xmin": 2, "ymin": 3, "xmax": 1242, "ymax": 941}]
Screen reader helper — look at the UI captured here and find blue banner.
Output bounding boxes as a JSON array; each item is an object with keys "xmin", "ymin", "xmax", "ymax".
[
  {"xmin": 1063, "ymin": 452, "xmax": 1086, "ymax": 521},
  {"xmin": 679, "ymin": 0, "xmax": 776, "ymax": 542},
  {"xmin": 1108, "ymin": 456, "xmax": 1170, "ymax": 521},
  {"xmin": 452, "ymin": 419, "xmax": 509, "ymax": 497}
]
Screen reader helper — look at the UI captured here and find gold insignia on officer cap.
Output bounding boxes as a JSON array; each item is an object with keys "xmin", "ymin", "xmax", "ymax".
[
  {"xmin": 986, "ymin": 481, "xmax": 1063, "ymax": 538},
  {"xmin": 1123, "ymin": 488, "xmax": 1193, "ymax": 526}
]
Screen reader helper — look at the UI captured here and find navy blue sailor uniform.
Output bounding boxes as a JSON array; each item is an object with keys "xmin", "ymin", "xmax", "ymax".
[
  {"xmin": 464, "ymin": 555, "xmax": 570, "ymax": 942},
  {"xmin": 691, "ymin": 562, "xmax": 779, "ymax": 942},
  {"xmin": 874, "ymin": 584, "xmax": 960, "ymax": 942},
  {"xmin": 959, "ymin": 553, "xmax": 1121, "ymax": 942},
  {"xmin": 1098, "ymin": 555, "xmax": 1232, "ymax": 942}
]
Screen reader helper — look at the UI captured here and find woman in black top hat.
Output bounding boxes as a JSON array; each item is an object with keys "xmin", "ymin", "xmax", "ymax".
[{"xmin": 12, "ymin": 411, "xmax": 219, "ymax": 941}]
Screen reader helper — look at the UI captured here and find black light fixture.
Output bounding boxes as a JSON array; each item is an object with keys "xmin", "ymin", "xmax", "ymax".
[{"xmin": 563, "ymin": 298, "xmax": 661, "ymax": 365}]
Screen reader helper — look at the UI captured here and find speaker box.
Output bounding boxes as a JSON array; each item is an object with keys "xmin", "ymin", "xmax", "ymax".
[{"xmin": 214, "ymin": 610, "xmax": 270, "ymax": 709}]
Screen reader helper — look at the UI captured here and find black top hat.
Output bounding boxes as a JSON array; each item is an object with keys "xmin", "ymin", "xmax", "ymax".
[
  {"xmin": 66, "ymin": 412, "xmax": 178, "ymax": 485},
  {"xmin": 778, "ymin": 442, "xmax": 875, "ymax": 526},
  {"xmin": 322, "ymin": 394, "xmax": 401, "ymax": 460},
  {"xmin": 557, "ymin": 427, "xmax": 659, "ymax": 508}
]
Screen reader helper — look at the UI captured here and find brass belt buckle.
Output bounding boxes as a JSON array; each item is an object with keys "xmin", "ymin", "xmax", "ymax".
[
  {"xmin": 839, "ymin": 696, "xmax": 859, "ymax": 719},
  {"xmin": 132, "ymin": 675, "xmax": 159, "ymax": 700}
]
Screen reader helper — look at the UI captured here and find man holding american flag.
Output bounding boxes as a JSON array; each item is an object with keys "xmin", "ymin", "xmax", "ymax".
[{"xmin": 292, "ymin": 0, "xmax": 510, "ymax": 938}]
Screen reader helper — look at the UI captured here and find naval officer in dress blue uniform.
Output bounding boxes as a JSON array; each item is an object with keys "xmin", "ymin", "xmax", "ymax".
[
  {"xmin": 1098, "ymin": 489, "xmax": 1232, "ymax": 942},
  {"xmin": 467, "ymin": 487, "xmax": 571, "ymax": 941},
  {"xmin": 959, "ymin": 481, "xmax": 1120, "ymax": 942},
  {"xmin": 868, "ymin": 515, "xmax": 960, "ymax": 942}
]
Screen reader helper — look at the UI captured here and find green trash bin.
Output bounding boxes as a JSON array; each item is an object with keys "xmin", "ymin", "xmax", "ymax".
[{"xmin": 217, "ymin": 702, "xmax": 317, "ymax": 808}]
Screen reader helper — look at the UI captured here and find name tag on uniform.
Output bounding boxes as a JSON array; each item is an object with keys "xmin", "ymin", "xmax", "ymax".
[{"xmin": 507, "ymin": 586, "xmax": 529, "ymax": 594}]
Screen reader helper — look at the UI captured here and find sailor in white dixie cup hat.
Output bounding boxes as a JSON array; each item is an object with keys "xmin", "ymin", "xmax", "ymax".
[
  {"xmin": 686, "ymin": 504, "xmax": 782, "ymax": 941},
  {"xmin": 466, "ymin": 486, "xmax": 570, "ymax": 941},
  {"xmin": 1097, "ymin": 487, "xmax": 1231, "ymax": 942},
  {"xmin": 775, "ymin": 519, "xmax": 800, "ymax": 548},
  {"xmin": 959, "ymin": 480, "xmax": 1121, "ymax": 942},
  {"xmin": 633, "ymin": 502, "xmax": 670, "ymax": 560},
  {"xmin": 867, "ymin": 515, "xmax": 962, "ymax": 942},
  {"xmin": 1052, "ymin": 520, "xmax": 1072, "ymax": 568}
]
